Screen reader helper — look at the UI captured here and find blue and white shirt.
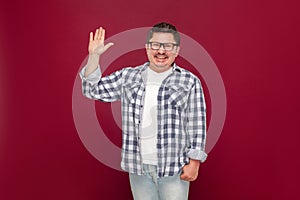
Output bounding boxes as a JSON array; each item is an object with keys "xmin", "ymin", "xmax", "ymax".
[{"xmin": 80, "ymin": 62, "xmax": 207, "ymax": 177}]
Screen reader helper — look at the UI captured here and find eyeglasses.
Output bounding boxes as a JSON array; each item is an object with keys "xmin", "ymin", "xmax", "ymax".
[{"xmin": 147, "ymin": 42, "xmax": 178, "ymax": 51}]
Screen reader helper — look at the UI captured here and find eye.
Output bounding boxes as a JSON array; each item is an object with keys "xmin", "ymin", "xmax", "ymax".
[
  {"xmin": 164, "ymin": 43, "xmax": 173, "ymax": 49},
  {"xmin": 164, "ymin": 43, "xmax": 173, "ymax": 48},
  {"xmin": 152, "ymin": 43, "xmax": 160, "ymax": 48}
]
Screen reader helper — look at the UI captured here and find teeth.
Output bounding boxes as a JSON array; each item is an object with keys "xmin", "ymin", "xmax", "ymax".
[{"xmin": 156, "ymin": 55, "xmax": 167, "ymax": 59}]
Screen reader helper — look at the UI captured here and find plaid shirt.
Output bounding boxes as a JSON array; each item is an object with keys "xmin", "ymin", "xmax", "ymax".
[{"xmin": 80, "ymin": 62, "xmax": 207, "ymax": 177}]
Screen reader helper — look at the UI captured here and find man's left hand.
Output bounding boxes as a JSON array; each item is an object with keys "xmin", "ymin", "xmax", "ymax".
[{"xmin": 180, "ymin": 159, "xmax": 200, "ymax": 182}]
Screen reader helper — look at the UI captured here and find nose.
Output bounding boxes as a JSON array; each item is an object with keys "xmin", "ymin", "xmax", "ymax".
[{"xmin": 158, "ymin": 44, "xmax": 166, "ymax": 53}]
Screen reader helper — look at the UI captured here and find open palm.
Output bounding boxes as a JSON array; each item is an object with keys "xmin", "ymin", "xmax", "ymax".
[{"xmin": 88, "ymin": 27, "xmax": 113, "ymax": 55}]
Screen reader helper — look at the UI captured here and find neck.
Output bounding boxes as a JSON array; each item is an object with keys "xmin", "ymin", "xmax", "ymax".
[{"xmin": 148, "ymin": 64, "xmax": 172, "ymax": 73}]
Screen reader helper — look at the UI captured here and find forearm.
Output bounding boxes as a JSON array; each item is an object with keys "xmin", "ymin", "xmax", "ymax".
[
  {"xmin": 84, "ymin": 53, "xmax": 100, "ymax": 77},
  {"xmin": 187, "ymin": 79, "xmax": 207, "ymax": 162},
  {"xmin": 187, "ymin": 118, "xmax": 207, "ymax": 162},
  {"xmin": 80, "ymin": 65, "xmax": 123, "ymax": 102}
]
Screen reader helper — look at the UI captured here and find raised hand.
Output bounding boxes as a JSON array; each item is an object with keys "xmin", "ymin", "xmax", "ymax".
[
  {"xmin": 88, "ymin": 27, "xmax": 114, "ymax": 55},
  {"xmin": 84, "ymin": 27, "xmax": 113, "ymax": 77}
]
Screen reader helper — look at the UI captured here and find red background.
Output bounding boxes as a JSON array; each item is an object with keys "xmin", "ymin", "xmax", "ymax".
[{"xmin": 1, "ymin": 0, "xmax": 300, "ymax": 199}]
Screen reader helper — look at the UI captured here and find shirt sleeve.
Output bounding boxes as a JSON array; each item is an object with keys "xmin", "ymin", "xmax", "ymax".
[
  {"xmin": 186, "ymin": 78, "xmax": 208, "ymax": 163},
  {"xmin": 79, "ymin": 65, "xmax": 102, "ymax": 85},
  {"xmin": 79, "ymin": 65, "xmax": 123, "ymax": 102}
]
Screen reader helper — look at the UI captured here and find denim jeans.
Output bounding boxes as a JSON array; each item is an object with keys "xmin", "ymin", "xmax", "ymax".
[{"xmin": 129, "ymin": 164, "xmax": 190, "ymax": 200}]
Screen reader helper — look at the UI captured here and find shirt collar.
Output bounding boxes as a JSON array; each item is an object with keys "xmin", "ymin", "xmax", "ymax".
[{"xmin": 139, "ymin": 62, "xmax": 183, "ymax": 73}]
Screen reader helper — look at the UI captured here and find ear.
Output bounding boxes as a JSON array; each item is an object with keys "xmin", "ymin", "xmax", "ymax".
[
  {"xmin": 145, "ymin": 43, "xmax": 150, "ymax": 55},
  {"xmin": 174, "ymin": 46, "xmax": 180, "ymax": 57}
]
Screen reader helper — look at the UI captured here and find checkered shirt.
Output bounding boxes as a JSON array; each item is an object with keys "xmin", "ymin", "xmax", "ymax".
[{"xmin": 80, "ymin": 62, "xmax": 207, "ymax": 177}]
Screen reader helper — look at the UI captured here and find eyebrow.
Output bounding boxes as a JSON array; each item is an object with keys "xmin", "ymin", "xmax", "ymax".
[{"xmin": 148, "ymin": 41, "xmax": 176, "ymax": 44}]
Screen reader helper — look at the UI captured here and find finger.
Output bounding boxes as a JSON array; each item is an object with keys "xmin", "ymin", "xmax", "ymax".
[
  {"xmin": 181, "ymin": 176, "xmax": 190, "ymax": 181},
  {"xmin": 98, "ymin": 27, "xmax": 103, "ymax": 40},
  {"xmin": 180, "ymin": 174, "xmax": 184, "ymax": 180},
  {"xmin": 103, "ymin": 42, "xmax": 114, "ymax": 52},
  {"xmin": 191, "ymin": 174, "xmax": 198, "ymax": 181},
  {"xmin": 180, "ymin": 173, "xmax": 188, "ymax": 180},
  {"xmin": 100, "ymin": 28, "xmax": 105, "ymax": 41},
  {"xmin": 89, "ymin": 32, "xmax": 93, "ymax": 42},
  {"xmin": 94, "ymin": 29, "xmax": 99, "ymax": 40}
]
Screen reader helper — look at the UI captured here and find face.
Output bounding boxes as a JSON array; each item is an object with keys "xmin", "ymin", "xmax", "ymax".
[{"xmin": 145, "ymin": 32, "xmax": 180, "ymax": 73}]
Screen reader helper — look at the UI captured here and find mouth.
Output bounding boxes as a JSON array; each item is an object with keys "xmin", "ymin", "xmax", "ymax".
[{"xmin": 154, "ymin": 54, "xmax": 168, "ymax": 63}]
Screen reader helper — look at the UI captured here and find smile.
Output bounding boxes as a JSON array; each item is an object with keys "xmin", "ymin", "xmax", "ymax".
[{"xmin": 154, "ymin": 54, "xmax": 168, "ymax": 62}]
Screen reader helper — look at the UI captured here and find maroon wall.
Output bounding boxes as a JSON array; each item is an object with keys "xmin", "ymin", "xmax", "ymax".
[{"xmin": 1, "ymin": 0, "xmax": 299, "ymax": 199}]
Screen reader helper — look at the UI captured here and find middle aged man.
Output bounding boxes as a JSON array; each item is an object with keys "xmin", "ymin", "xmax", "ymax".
[{"xmin": 80, "ymin": 22, "xmax": 207, "ymax": 200}]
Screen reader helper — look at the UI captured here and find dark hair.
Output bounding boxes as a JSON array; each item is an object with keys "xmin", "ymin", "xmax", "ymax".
[{"xmin": 146, "ymin": 22, "xmax": 180, "ymax": 45}]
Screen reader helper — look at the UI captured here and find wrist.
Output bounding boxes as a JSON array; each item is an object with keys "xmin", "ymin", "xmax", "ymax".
[
  {"xmin": 88, "ymin": 53, "xmax": 100, "ymax": 58},
  {"xmin": 85, "ymin": 54, "xmax": 100, "ymax": 77},
  {"xmin": 189, "ymin": 159, "xmax": 200, "ymax": 166}
]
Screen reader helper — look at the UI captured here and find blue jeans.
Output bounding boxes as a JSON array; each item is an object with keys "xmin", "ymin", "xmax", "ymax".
[{"xmin": 129, "ymin": 164, "xmax": 190, "ymax": 200}]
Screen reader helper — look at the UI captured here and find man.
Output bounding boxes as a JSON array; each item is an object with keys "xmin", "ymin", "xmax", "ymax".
[{"xmin": 80, "ymin": 22, "xmax": 207, "ymax": 200}]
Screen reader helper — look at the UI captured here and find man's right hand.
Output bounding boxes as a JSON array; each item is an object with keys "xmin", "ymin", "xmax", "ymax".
[
  {"xmin": 88, "ymin": 27, "xmax": 114, "ymax": 56},
  {"xmin": 84, "ymin": 27, "xmax": 113, "ymax": 77}
]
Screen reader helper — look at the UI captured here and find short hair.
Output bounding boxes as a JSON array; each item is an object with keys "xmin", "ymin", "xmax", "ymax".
[{"xmin": 146, "ymin": 22, "xmax": 180, "ymax": 45}]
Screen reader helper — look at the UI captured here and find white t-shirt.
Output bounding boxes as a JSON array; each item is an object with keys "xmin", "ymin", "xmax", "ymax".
[{"xmin": 140, "ymin": 67, "xmax": 172, "ymax": 165}]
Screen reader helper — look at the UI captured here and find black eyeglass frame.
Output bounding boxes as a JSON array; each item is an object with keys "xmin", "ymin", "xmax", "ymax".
[{"xmin": 147, "ymin": 42, "xmax": 179, "ymax": 51}]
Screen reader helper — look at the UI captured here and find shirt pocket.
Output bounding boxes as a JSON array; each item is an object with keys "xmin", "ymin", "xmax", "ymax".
[
  {"xmin": 122, "ymin": 82, "xmax": 141, "ymax": 104},
  {"xmin": 166, "ymin": 84, "xmax": 189, "ymax": 109}
]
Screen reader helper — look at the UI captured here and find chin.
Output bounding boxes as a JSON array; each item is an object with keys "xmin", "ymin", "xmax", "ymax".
[
  {"xmin": 154, "ymin": 60, "xmax": 169, "ymax": 67},
  {"xmin": 155, "ymin": 62, "xmax": 166, "ymax": 66}
]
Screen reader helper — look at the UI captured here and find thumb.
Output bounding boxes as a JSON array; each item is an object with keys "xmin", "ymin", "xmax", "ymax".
[
  {"xmin": 180, "ymin": 172, "xmax": 188, "ymax": 180},
  {"xmin": 103, "ymin": 42, "xmax": 114, "ymax": 52},
  {"xmin": 180, "ymin": 168, "xmax": 186, "ymax": 179}
]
